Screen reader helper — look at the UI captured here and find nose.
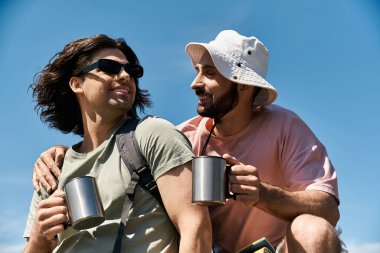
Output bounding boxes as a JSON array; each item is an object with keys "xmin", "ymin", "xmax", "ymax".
[
  {"xmin": 190, "ymin": 72, "xmax": 204, "ymax": 90},
  {"xmin": 117, "ymin": 67, "xmax": 131, "ymax": 82}
]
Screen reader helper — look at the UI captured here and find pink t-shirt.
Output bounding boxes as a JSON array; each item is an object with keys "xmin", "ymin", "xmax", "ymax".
[{"xmin": 177, "ymin": 104, "xmax": 339, "ymax": 252}]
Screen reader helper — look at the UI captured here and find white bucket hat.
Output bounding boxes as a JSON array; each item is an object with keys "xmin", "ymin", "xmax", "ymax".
[{"xmin": 185, "ymin": 30, "xmax": 278, "ymax": 106}]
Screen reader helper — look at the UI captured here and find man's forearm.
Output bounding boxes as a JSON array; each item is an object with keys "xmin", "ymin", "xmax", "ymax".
[
  {"xmin": 178, "ymin": 217, "xmax": 212, "ymax": 253},
  {"xmin": 256, "ymin": 182, "xmax": 339, "ymax": 225}
]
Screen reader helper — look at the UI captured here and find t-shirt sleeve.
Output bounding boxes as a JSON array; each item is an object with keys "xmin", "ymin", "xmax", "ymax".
[
  {"xmin": 135, "ymin": 116, "xmax": 194, "ymax": 180},
  {"xmin": 280, "ymin": 113, "xmax": 339, "ymax": 202},
  {"xmin": 23, "ymin": 190, "xmax": 46, "ymax": 238}
]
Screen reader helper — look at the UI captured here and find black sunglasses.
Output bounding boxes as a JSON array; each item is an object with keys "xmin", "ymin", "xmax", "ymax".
[{"xmin": 79, "ymin": 59, "xmax": 144, "ymax": 78}]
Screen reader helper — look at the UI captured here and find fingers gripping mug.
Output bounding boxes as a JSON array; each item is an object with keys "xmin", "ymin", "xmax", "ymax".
[
  {"xmin": 63, "ymin": 176, "xmax": 105, "ymax": 230},
  {"xmin": 192, "ymin": 156, "xmax": 234, "ymax": 205}
]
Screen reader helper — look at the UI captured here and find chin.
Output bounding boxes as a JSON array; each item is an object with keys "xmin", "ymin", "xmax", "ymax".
[
  {"xmin": 111, "ymin": 102, "xmax": 132, "ymax": 112},
  {"xmin": 198, "ymin": 110, "xmax": 211, "ymax": 118},
  {"xmin": 197, "ymin": 108, "xmax": 205, "ymax": 116}
]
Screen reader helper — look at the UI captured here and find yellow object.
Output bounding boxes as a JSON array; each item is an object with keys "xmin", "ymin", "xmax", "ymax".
[
  {"xmin": 236, "ymin": 237, "xmax": 276, "ymax": 253},
  {"xmin": 254, "ymin": 248, "xmax": 272, "ymax": 253}
]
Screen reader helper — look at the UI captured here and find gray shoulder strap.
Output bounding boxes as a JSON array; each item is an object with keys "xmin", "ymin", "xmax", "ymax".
[
  {"xmin": 113, "ymin": 116, "xmax": 165, "ymax": 253},
  {"xmin": 113, "ymin": 117, "xmax": 149, "ymax": 253},
  {"xmin": 116, "ymin": 117, "xmax": 147, "ymax": 175},
  {"xmin": 115, "ymin": 116, "xmax": 162, "ymax": 200}
]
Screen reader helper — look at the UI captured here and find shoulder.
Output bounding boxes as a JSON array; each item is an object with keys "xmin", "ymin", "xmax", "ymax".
[
  {"xmin": 262, "ymin": 104, "xmax": 301, "ymax": 121},
  {"xmin": 136, "ymin": 115, "xmax": 176, "ymax": 135},
  {"xmin": 134, "ymin": 115, "xmax": 193, "ymax": 178},
  {"xmin": 135, "ymin": 115, "xmax": 190, "ymax": 146},
  {"xmin": 139, "ymin": 115, "xmax": 174, "ymax": 127},
  {"xmin": 176, "ymin": 115, "xmax": 206, "ymax": 133},
  {"xmin": 259, "ymin": 104, "xmax": 308, "ymax": 129},
  {"xmin": 263, "ymin": 105, "xmax": 322, "ymax": 147}
]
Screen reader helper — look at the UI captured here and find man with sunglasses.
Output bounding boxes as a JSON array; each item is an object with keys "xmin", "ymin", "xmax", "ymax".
[
  {"xmin": 32, "ymin": 30, "xmax": 342, "ymax": 253},
  {"xmin": 23, "ymin": 34, "xmax": 211, "ymax": 253}
]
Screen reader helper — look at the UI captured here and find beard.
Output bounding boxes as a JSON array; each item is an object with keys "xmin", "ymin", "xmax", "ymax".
[{"xmin": 196, "ymin": 83, "xmax": 238, "ymax": 119}]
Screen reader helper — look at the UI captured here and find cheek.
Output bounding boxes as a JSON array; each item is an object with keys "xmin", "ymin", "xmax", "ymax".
[
  {"xmin": 208, "ymin": 84, "xmax": 223, "ymax": 97},
  {"xmin": 83, "ymin": 81, "xmax": 107, "ymax": 97},
  {"xmin": 213, "ymin": 79, "xmax": 231, "ymax": 94}
]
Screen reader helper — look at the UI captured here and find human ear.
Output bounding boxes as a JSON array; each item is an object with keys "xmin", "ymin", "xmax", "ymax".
[
  {"xmin": 238, "ymin": 84, "xmax": 255, "ymax": 96},
  {"xmin": 69, "ymin": 76, "xmax": 83, "ymax": 94}
]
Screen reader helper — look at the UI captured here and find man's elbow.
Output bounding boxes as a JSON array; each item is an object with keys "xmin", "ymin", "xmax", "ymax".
[
  {"xmin": 179, "ymin": 208, "xmax": 212, "ymax": 236},
  {"xmin": 329, "ymin": 206, "xmax": 340, "ymax": 226},
  {"xmin": 325, "ymin": 196, "xmax": 340, "ymax": 226}
]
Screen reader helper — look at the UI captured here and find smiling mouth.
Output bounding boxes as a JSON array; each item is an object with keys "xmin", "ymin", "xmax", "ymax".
[
  {"xmin": 112, "ymin": 87, "xmax": 129, "ymax": 95},
  {"xmin": 198, "ymin": 94, "xmax": 211, "ymax": 106}
]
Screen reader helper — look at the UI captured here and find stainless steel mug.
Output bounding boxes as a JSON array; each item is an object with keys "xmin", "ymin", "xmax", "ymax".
[
  {"xmin": 192, "ymin": 156, "xmax": 233, "ymax": 205},
  {"xmin": 64, "ymin": 176, "xmax": 105, "ymax": 230}
]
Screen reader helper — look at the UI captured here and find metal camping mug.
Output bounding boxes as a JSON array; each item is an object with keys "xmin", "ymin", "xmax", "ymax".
[
  {"xmin": 63, "ymin": 176, "xmax": 105, "ymax": 230},
  {"xmin": 192, "ymin": 156, "xmax": 233, "ymax": 205}
]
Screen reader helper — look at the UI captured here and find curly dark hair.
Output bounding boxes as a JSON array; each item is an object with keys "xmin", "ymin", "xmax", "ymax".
[{"xmin": 30, "ymin": 34, "xmax": 152, "ymax": 136}]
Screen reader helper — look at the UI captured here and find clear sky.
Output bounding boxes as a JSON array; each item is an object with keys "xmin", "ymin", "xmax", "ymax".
[{"xmin": 0, "ymin": 0, "xmax": 379, "ymax": 252}]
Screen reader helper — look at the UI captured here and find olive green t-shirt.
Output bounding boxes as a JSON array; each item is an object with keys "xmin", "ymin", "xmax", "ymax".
[{"xmin": 24, "ymin": 117, "xmax": 193, "ymax": 253}]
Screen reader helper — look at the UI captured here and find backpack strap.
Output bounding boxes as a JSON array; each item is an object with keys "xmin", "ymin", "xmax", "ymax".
[
  {"xmin": 113, "ymin": 116, "xmax": 164, "ymax": 253},
  {"xmin": 115, "ymin": 116, "xmax": 164, "ymax": 206}
]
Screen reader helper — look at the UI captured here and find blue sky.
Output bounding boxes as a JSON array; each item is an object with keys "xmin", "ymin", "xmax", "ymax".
[{"xmin": 0, "ymin": 0, "xmax": 379, "ymax": 252}]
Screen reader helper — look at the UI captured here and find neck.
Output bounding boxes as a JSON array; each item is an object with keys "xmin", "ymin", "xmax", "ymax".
[
  {"xmin": 212, "ymin": 103, "xmax": 255, "ymax": 137},
  {"xmin": 79, "ymin": 112, "xmax": 127, "ymax": 153}
]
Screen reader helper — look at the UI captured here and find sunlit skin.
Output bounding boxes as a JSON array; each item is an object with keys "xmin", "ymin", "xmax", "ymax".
[
  {"xmin": 70, "ymin": 48, "xmax": 137, "ymax": 122},
  {"xmin": 69, "ymin": 48, "xmax": 137, "ymax": 153},
  {"xmin": 190, "ymin": 55, "xmax": 237, "ymax": 120}
]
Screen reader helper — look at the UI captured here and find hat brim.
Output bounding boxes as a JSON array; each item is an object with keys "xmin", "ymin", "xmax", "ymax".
[{"xmin": 185, "ymin": 43, "xmax": 278, "ymax": 106}]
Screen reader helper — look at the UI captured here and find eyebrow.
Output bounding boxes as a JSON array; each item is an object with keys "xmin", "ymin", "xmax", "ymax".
[{"xmin": 194, "ymin": 64, "xmax": 216, "ymax": 70}]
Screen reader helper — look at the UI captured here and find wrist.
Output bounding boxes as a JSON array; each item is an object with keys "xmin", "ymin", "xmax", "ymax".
[
  {"xmin": 27, "ymin": 233, "xmax": 56, "ymax": 253},
  {"xmin": 256, "ymin": 182, "xmax": 277, "ymax": 211},
  {"xmin": 258, "ymin": 182, "xmax": 268, "ymax": 205}
]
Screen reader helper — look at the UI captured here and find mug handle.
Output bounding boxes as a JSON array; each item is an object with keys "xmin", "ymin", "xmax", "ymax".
[
  {"xmin": 225, "ymin": 164, "xmax": 235, "ymax": 199},
  {"xmin": 61, "ymin": 194, "xmax": 72, "ymax": 229}
]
